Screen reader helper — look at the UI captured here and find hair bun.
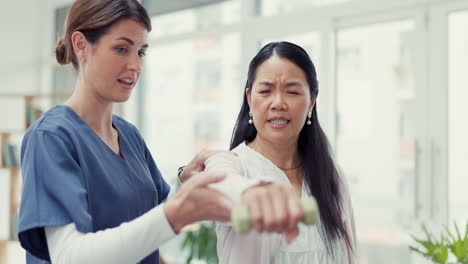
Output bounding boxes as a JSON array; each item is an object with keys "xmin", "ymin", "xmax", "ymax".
[{"xmin": 55, "ymin": 39, "xmax": 68, "ymax": 65}]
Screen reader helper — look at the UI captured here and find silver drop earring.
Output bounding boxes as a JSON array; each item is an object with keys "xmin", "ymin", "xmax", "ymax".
[
  {"xmin": 248, "ymin": 112, "xmax": 253, "ymax": 125},
  {"xmin": 306, "ymin": 112, "xmax": 312, "ymax": 125}
]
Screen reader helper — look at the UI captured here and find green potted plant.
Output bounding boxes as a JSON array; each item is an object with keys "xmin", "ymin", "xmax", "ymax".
[
  {"xmin": 180, "ymin": 222, "xmax": 218, "ymax": 264},
  {"xmin": 409, "ymin": 221, "xmax": 468, "ymax": 264}
]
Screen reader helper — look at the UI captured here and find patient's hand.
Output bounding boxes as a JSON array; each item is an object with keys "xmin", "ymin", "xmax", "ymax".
[{"xmin": 241, "ymin": 183, "xmax": 303, "ymax": 243}]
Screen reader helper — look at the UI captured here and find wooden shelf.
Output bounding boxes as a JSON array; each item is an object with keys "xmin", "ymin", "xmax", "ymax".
[
  {"xmin": 0, "ymin": 239, "xmax": 20, "ymax": 264},
  {"xmin": 0, "ymin": 241, "xmax": 6, "ymax": 264},
  {"xmin": 0, "ymin": 167, "xmax": 20, "ymax": 170},
  {"xmin": 0, "ymin": 131, "xmax": 23, "ymax": 136},
  {"xmin": 0, "ymin": 92, "xmax": 72, "ymax": 264},
  {"xmin": 0, "ymin": 132, "xmax": 11, "ymax": 139},
  {"xmin": 0, "ymin": 239, "xmax": 18, "ymax": 243},
  {"xmin": 0, "ymin": 93, "xmax": 71, "ymax": 98}
]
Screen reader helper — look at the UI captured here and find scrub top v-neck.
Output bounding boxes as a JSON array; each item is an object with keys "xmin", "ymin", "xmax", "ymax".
[{"xmin": 18, "ymin": 105, "xmax": 170, "ymax": 264}]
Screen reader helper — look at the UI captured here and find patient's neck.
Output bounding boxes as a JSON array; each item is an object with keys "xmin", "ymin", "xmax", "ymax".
[{"xmin": 248, "ymin": 136, "xmax": 301, "ymax": 170}]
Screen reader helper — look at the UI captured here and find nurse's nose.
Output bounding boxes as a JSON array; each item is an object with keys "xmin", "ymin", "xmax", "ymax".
[{"xmin": 128, "ymin": 53, "xmax": 142, "ymax": 73}]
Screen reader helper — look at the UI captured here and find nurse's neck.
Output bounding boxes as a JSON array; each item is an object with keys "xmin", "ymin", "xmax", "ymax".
[{"xmin": 65, "ymin": 79, "xmax": 115, "ymax": 137}]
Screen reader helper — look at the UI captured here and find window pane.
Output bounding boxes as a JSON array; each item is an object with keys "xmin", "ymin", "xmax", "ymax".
[
  {"xmin": 262, "ymin": 33, "xmax": 321, "ymax": 71},
  {"xmin": 448, "ymin": 10, "xmax": 468, "ymax": 224},
  {"xmin": 144, "ymin": 33, "xmax": 240, "ymax": 261},
  {"xmin": 150, "ymin": 0, "xmax": 240, "ymax": 38},
  {"xmin": 336, "ymin": 20, "xmax": 416, "ymax": 264},
  {"xmin": 260, "ymin": 0, "xmax": 351, "ymax": 16},
  {"xmin": 144, "ymin": 33, "xmax": 241, "ymax": 186}
]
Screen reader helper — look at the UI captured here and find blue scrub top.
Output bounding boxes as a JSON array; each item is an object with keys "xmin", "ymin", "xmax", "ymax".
[{"xmin": 18, "ymin": 105, "xmax": 170, "ymax": 264}]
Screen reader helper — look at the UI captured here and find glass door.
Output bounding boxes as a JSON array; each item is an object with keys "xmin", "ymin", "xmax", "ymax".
[
  {"xmin": 448, "ymin": 9, "xmax": 468, "ymax": 225},
  {"xmin": 335, "ymin": 16, "xmax": 427, "ymax": 264}
]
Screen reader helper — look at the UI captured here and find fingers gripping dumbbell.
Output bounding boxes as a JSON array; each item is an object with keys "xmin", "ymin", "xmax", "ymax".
[{"xmin": 231, "ymin": 196, "xmax": 319, "ymax": 234}]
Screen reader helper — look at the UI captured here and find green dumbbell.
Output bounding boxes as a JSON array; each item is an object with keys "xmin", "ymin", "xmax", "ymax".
[{"xmin": 231, "ymin": 196, "xmax": 319, "ymax": 234}]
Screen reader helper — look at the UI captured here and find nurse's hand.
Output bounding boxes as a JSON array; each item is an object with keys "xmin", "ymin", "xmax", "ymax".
[
  {"xmin": 241, "ymin": 183, "xmax": 303, "ymax": 243},
  {"xmin": 178, "ymin": 150, "xmax": 238, "ymax": 183},
  {"xmin": 164, "ymin": 172, "xmax": 233, "ymax": 233}
]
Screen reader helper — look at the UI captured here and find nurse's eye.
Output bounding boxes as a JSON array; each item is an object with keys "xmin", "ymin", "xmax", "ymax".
[
  {"xmin": 259, "ymin": 90, "xmax": 270, "ymax": 94},
  {"xmin": 115, "ymin": 47, "xmax": 127, "ymax": 54},
  {"xmin": 138, "ymin": 50, "xmax": 146, "ymax": 57},
  {"xmin": 287, "ymin": 91, "xmax": 300, "ymax": 95}
]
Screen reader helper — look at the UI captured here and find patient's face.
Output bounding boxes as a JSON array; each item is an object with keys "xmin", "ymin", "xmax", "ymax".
[{"xmin": 247, "ymin": 55, "xmax": 315, "ymax": 146}]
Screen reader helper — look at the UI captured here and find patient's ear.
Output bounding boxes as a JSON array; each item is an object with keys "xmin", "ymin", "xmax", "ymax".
[
  {"xmin": 309, "ymin": 97, "xmax": 317, "ymax": 112},
  {"xmin": 246, "ymin": 88, "xmax": 251, "ymax": 107}
]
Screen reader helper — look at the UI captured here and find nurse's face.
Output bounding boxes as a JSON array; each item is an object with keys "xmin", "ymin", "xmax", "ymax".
[
  {"xmin": 247, "ymin": 55, "xmax": 315, "ymax": 146},
  {"xmin": 79, "ymin": 18, "xmax": 148, "ymax": 103}
]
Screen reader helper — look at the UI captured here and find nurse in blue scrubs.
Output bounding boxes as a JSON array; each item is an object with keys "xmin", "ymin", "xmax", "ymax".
[{"xmin": 18, "ymin": 0, "xmax": 233, "ymax": 263}]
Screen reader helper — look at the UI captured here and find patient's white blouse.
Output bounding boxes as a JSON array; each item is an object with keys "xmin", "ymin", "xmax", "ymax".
[{"xmin": 206, "ymin": 142, "xmax": 357, "ymax": 264}]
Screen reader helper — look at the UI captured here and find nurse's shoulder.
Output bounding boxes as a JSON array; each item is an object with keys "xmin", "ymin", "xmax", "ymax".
[{"xmin": 23, "ymin": 105, "xmax": 79, "ymax": 147}]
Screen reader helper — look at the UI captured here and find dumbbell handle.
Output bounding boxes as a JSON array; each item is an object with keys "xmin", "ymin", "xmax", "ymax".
[{"xmin": 231, "ymin": 196, "xmax": 319, "ymax": 234}]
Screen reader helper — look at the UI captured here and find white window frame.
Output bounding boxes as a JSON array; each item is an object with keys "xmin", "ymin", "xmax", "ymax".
[{"xmin": 428, "ymin": 0, "xmax": 468, "ymax": 225}]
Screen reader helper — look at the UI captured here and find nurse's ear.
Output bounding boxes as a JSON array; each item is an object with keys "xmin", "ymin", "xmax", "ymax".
[{"xmin": 71, "ymin": 31, "xmax": 89, "ymax": 66}]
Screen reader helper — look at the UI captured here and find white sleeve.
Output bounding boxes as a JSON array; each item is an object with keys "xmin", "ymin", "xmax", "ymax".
[
  {"xmin": 165, "ymin": 179, "xmax": 182, "ymax": 201},
  {"xmin": 205, "ymin": 152, "xmax": 271, "ymax": 205},
  {"xmin": 45, "ymin": 205, "xmax": 175, "ymax": 264}
]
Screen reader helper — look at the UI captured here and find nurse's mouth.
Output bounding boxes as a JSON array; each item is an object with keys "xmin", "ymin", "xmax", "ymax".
[{"xmin": 118, "ymin": 78, "xmax": 135, "ymax": 89}]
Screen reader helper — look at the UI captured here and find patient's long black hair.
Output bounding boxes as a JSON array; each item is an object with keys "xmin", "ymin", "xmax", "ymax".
[{"xmin": 230, "ymin": 41, "xmax": 352, "ymax": 256}]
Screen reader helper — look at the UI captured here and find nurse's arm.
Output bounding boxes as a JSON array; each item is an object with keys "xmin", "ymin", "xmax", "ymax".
[
  {"xmin": 46, "ymin": 172, "xmax": 233, "ymax": 263},
  {"xmin": 164, "ymin": 179, "xmax": 182, "ymax": 201},
  {"xmin": 45, "ymin": 205, "xmax": 174, "ymax": 264}
]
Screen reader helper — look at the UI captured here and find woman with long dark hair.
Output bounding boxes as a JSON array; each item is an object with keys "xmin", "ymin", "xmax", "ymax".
[{"xmin": 206, "ymin": 41, "xmax": 356, "ymax": 263}]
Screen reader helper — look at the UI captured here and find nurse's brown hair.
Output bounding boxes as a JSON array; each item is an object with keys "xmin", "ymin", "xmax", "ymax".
[{"xmin": 55, "ymin": 0, "xmax": 151, "ymax": 70}]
